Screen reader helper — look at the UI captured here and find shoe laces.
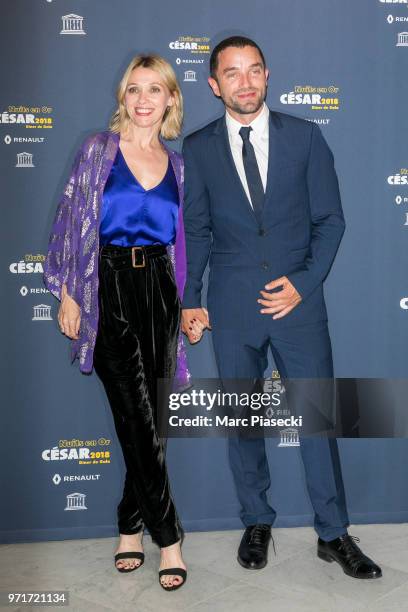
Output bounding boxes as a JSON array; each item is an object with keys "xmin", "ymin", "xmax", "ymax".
[
  {"xmin": 339, "ymin": 535, "xmax": 363, "ymax": 571},
  {"xmin": 248, "ymin": 525, "xmax": 276, "ymax": 554}
]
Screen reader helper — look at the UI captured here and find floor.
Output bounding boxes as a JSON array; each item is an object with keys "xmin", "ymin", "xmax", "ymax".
[{"xmin": 1, "ymin": 524, "xmax": 408, "ymax": 611}]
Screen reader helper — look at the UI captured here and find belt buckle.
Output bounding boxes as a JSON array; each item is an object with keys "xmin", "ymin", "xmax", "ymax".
[{"xmin": 131, "ymin": 246, "xmax": 145, "ymax": 268}]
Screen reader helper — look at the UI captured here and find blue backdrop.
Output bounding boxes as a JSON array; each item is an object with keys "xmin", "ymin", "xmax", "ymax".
[{"xmin": 1, "ymin": 0, "xmax": 407, "ymax": 543}]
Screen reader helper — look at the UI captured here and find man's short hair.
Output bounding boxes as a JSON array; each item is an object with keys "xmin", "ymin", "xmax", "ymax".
[{"xmin": 209, "ymin": 36, "xmax": 266, "ymax": 79}]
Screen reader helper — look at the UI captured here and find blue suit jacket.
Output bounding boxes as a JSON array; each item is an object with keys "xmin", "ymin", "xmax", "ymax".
[{"xmin": 181, "ymin": 110, "xmax": 345, "ymax": 329}]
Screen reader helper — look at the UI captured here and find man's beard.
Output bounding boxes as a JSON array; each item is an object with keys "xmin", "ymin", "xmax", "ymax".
[{"xmin": 226, "ymin": 89, "xmax": 266, "ymax": 115}]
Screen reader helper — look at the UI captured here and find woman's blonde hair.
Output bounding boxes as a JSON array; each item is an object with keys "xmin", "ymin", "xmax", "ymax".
[{"xmin": 109, "ymin": 54, "xmax": 183, "ymax": 140}]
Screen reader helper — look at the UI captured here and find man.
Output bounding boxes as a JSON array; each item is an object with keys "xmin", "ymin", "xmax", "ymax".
[{"xmin": 181, "ymin": 36, "xmax": 381, "ymax": 579}]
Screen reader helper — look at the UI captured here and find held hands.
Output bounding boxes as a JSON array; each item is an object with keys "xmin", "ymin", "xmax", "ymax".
[
  {"xmin": 258, "ymin": 276, "xmax": 301, "ymax": 319},
  {"xmin": 181, "ymin": 308, "xmax": 211, "ymax": 344},
  {"xmin": 58, "ymin": 283, "xmax": 81, "ymax": 340}
]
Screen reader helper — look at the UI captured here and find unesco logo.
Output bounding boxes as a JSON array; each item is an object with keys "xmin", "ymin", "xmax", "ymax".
[
  {"xmin": 16, "ymin": 152, "xmax": 34, "ymax": 168},
  {"xmin": 60, "ymin": 14, "xmax": 86, "ymax": 35},
  {"xmin": 65, "ymin": 493, "xmax": 87, "ymax": 511}
]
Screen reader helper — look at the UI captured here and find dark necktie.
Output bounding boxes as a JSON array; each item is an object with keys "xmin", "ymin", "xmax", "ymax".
[{"xmin": 239, "ymin": 126, "xmax": 265, "ymax": 218}]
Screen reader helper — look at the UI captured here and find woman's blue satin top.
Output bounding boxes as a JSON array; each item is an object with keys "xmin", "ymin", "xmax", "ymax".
[{"xmin": 99, "ymin": 147, "xmax": 179, "ymax": 246}]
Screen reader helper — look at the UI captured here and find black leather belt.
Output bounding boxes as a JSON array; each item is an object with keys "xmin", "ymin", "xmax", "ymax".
[{"xmin": 99, "ymin": 244, "xmax": 167, "ymax": 270}]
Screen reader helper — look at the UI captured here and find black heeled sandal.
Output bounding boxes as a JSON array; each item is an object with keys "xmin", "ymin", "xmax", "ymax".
[
  {"xmin": 159, "ymin": 534, "xmax": 187, "ymax": 591},
  {"xmin": 114, "ymin": 551, "xmax": 145, "ymax": 573},
  {"xmin": 158, "ymin": 567, "xmax": 187, "ymax": 591}
]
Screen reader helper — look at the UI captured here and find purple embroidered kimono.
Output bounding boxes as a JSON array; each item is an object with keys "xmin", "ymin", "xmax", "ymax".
[{"xmin": 43, "ymin": 130, "xmax": 191, "ymax": 391}]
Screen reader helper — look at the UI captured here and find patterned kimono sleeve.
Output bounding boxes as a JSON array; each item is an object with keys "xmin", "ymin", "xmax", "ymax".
[
  {"xmin": 168, "ymin": 240, "xmax": 192, "ymax": 393},
  {"xmin": 168, "ymin": 153, "xmax": 192, "ymax": 392},
  {"xmin": 43, "ymin": 144, "xmax": 84, "ymax": 303}
]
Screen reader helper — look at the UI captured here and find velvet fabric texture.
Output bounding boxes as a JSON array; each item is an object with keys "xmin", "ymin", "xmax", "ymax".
[{"xmin": 93, "ymin": 243, "xmax": 184, "ymax": 547}]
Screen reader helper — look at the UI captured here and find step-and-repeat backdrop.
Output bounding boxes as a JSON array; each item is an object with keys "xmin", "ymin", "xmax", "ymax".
[{"xmin": 1, "ymin": 0, "xmax": 407, "ymax": 543}]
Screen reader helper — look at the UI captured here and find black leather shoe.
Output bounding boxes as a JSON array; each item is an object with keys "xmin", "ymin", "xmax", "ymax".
[
  {"xmin": 237, "ymin": 524, "xmax": 273, "ymax": 570},
  {"xmin": 318, "ymin": 534, "xmax": 382, "ymax": 579}
]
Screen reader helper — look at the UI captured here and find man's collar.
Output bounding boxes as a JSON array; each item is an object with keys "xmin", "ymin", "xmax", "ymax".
[{"xmin": 225, "ymin": 102, "xmax": 269, "ymax": 141}]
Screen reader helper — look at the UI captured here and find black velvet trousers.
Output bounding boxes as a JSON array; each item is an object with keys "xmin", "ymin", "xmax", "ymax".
[{"xmin": 93, "ymin": 244, "xmax": 183, "ymax": 548}]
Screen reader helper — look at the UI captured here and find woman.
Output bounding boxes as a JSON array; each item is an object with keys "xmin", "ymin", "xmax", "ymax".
[{"xmin": 43, "ymin": 54, "xmax": 202, "ymax": 591}]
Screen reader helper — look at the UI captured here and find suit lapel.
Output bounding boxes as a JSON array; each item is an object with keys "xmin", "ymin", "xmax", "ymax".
[
  {"xmin": 212, "ymin": 115, "xmax": 261, "ymax": 225},
  {"xmin": 212, "ymin": 110, "xmax": 283, "ymax": 226},
  {"xmin": 263, "ymin": 110, "xmax": 283, "ymax": 207}
]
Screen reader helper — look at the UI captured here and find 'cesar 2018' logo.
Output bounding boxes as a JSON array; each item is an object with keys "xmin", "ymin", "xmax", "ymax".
[{"xmin": 280, "ymin": 86, "xmax": 340, "ymax": 111}]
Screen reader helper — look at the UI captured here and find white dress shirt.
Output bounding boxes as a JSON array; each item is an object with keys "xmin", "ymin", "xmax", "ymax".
[{"xmin": 225, "ymin": 102, "xmax": 269, "ymax": 209}]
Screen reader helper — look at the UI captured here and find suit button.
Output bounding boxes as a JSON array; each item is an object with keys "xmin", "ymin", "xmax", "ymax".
[
  {"xmin": 262, "ymin": 262, "xmax": 269, "ymax": 270},
  {"xmin": 258, "ymin": 228, "xmax": 265, "ymax": 236}
]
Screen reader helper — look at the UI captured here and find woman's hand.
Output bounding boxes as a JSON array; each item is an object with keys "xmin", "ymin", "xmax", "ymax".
[
  {"xmin": 58, "ymin": 284, "xmax": 81, "ymax": 340},
  {"xmin": 181, "ymin": 307, "xmax": 211, "ymax": 344}
]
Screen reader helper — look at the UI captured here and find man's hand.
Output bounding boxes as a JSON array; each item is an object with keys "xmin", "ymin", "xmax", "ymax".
[
  {"xmin": 181, "ymin": 307, "xmax": 211, "ymax": 344},
  {"xmin": 257, "ymin": 276, "xmax": 301, "ymax": 320},
  {"xmin": 58, "ymin": 283, "xmax": 81, "ymax": 339}
]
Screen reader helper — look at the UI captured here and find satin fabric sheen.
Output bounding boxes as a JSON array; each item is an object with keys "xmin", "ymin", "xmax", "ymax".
[
  {"xmin": 99, "ymin": 147, "xmax": 179, "ymax": 247},
  {"xmin": 93, "ymin": 244, "xmax": 183, "ymax": 547},
  {"xmin": 43, "ymin": 131, "xmax": 189, "ymax": 382}
]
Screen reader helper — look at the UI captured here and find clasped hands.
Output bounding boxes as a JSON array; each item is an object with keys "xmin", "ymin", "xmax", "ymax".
[
  {"xmin": 59, "ymin": 276, "xmax": 301, "ymax": 344},
  {"xmin": 182, "ymin": 276, "xmax": 301, "ymax": 344},
  {"xmin": 181, "ymin": 307, "xmax": 211, "ymax": 344}
]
